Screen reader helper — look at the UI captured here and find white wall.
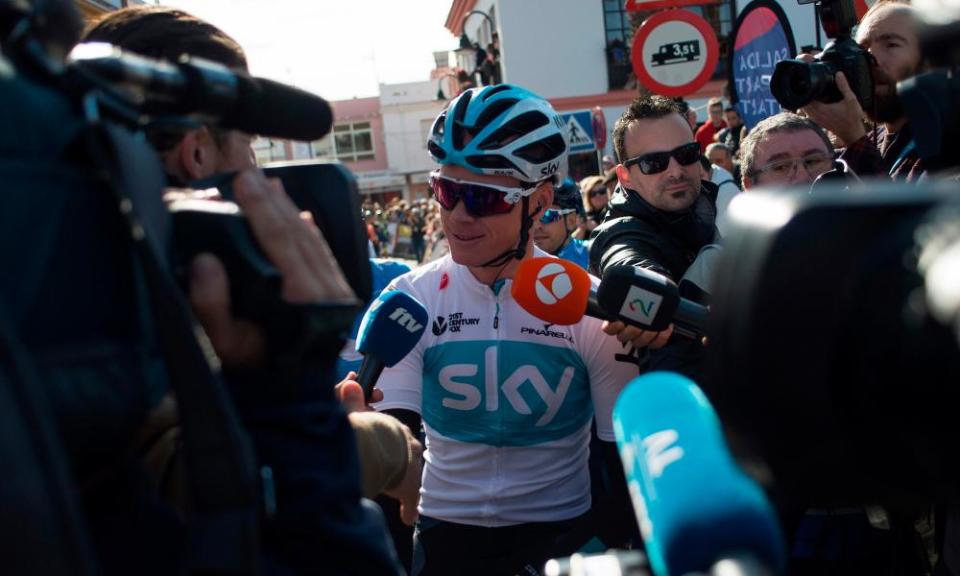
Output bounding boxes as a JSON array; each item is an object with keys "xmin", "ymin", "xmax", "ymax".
[
  {"xmin": 380, "ymin": 81, "xmax": 446, "ymax": 176},
  {"xmin": 760, "ymin": 0, "xmax": 824, "ymax": 52},
  {"xmin": 494, "ymin": 0, "xmax": 608, "ymax": 98}
]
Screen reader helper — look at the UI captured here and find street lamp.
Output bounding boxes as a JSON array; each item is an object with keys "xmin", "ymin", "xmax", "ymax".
[{"xmin": 454, "ymin": 9, "xmax": 500, "ymax": 86}]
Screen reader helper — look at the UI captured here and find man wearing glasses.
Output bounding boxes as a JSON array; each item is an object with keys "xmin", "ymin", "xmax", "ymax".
[
  {"xmin": 739, "ymin": 113, "xmax": 836, "ymax": 191},
  {"xmin": 532, "ymin": 178, "xmax": 590, "ymax": 270},
  {"xmin": 370, "ymin": 85, "xmax": 636, "ymax": 575},
  {"xmin": 590, "ymin": 95, "xmax": 719, "ymax": 378}
]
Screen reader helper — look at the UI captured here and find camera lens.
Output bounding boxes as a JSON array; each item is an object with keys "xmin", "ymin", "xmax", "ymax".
[{"xmin": 771, "ymin": 60, "xmax": 818, "ymax": 109}]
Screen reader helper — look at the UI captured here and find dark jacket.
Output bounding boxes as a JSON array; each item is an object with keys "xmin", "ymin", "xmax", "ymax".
[
  {"xmin": 588, "ymin": 182, "xmax": 718, "ymax": 382},
  {"xmin": 589, "ymin": 182, "xmax": 718, "ymax": 282}
]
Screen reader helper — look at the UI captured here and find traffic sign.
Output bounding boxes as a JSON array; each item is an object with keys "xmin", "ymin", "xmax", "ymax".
[
  {"xmin": 631, "ymin": 10, "xmax": 719, "ymax": 98},
  {"xmin": 591, "ymin": 107, "xmax": 607, "ymax": 152},
  {"xmin": 559, "ymin": 110, "xmax": 597, "ymax": 154}
]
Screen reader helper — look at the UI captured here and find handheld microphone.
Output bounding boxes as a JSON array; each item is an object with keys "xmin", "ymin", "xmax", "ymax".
[
  {"xmin": 598, "ymin": 265, "xmax": 708, "ymax": 340},
  {"xmin": 613, "ymin": 372, "xmax": 785, "ymax": 576},
  {"xmin": 355, "ymin": 290, "xmax": 428, "ymax": 401},
  {"xmin": 511, "ymin": 257, "xmax": 610, "ymax": 325},
  {"xmin": 69, "ymin": 43, "xmax": 333, "ymax": 141}
]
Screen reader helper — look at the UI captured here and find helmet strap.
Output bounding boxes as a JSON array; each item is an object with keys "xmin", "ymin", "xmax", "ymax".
[{"xmin": 479, "ymin": 196, "xmax": 537, "ymax": 268}]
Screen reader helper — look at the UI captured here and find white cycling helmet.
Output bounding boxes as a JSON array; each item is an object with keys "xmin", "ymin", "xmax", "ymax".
[{"xmin": 427, "ymin": 84, "xmax": 568, "ymax": 185}]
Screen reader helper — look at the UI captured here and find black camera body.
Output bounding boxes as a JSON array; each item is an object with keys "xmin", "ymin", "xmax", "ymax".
[
  {"xmin": 169, "ymin": 161, "xmax": 373, "ymax": 323},
  {"xmin": 770, "ymin": 0, "xmax": 874, "ymax": 111}
]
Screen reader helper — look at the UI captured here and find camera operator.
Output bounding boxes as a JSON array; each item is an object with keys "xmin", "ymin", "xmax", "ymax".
[
  {"xmin": 589, "ymin": 95, "xmax": 718, "ymax": 380},
  {"xmin": 82, "ymin": 6, "xmax": 404, "ymax": 574},
  {"xmin": 799, "ymin": 0, "xmax": 927, "ymax": 181}
]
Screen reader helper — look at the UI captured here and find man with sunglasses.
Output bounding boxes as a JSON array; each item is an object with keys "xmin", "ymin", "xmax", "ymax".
[
  {"xmin": 369, "ymin": 84, "xmax": 637, "ymax": 575},
  {"xmin": 590, "ymin": 95, "xmax": 718, "ymax": 379},
  {"xmin": 532, "ymin": 177, "xmax": 590, "ymax": 270}
]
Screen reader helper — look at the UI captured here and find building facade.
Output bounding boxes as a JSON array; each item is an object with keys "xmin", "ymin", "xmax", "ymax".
[
  {"xmin": 445, "ymin": 0, "xmax": 822, "ymax": 166},
  {"xmin": 380, "ymin": 80, "xmax": 448, "ymax": 201}
]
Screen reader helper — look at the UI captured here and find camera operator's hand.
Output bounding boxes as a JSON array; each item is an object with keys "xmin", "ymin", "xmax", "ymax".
[
  {"xmin": 601, "ymin": 320, "xmax": 673, "ymax": 349},
  {"xmin": 385, "ymin": 428, "xmax": 422, "ymax": 527},
  {"xmin": 189, "ymin": 169, "xmax": 356, "ymax": 368},
  {"xmin": 798, "ymin": 69, "xmax": 867, "ymax": 147},
  {"xmin": 335, "ymin": 372, "xmax": 384, "ymax": 411}
]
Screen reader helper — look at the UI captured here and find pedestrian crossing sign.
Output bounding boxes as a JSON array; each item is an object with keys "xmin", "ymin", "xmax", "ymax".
[{"xmin": 559, "ymin": 111, "xmax": 597, "ymax": 154}]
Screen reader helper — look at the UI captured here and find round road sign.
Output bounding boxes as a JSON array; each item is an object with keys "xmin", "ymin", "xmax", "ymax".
[{"xmin": 631, "ymin": 9, "xmax": 719, "ymax": 98}]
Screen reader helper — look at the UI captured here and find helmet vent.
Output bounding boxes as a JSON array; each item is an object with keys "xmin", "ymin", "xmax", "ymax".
[
  {"xmin": 477, "ymin": 111, "xmax": 549, "ymax": 151},
  {"xmin": 513, "ymin": 133, "xmax": 567, "ymax": 164}
]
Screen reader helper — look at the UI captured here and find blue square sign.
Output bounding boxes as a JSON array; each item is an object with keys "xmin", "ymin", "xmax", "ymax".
[{"xmin": 559, "ymin": 110, "xmax": 596, "ymax": 154}]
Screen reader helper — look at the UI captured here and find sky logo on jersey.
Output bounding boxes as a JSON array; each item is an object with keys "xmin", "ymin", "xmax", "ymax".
[
  {"xmin": 422, "ymin": 340, "xmax": 592, "ymax": 446},
  {"xmin": 619, "ymin": 285, "xmax": 663, "ymax": 326}
]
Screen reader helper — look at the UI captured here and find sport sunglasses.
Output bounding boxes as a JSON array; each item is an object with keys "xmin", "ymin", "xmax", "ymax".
[
  {"xmin": 429, "ymin": 171, "xmax": 529, "ymax": 218},
  {"xmin": 622, "ymin": 142, "xmax": 702, "ymax": 175},
  {"xmin": 539, "ymin": 208, "xmax": 576, "ymax": 224}
]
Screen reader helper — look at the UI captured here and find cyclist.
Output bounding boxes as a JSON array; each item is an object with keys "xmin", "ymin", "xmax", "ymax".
[
  {"xmin": 532, "ymin": 177, "xmax": 590, "ymax": 270},
  {"xmin": 368, "ymin": 84, "xmax": 637, "ymax": 575}
]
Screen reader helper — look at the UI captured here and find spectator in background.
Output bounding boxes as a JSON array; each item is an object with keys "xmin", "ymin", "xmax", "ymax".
[
  {"xmin": 532, "ymin": 178, "xmax": 590, "ymax": 270},
  {"xmin": 581, "ymin": 174, "xmax": 610, "ymax": 231},
  {"xmin": 738, "ymin": 113, "xmax": 835, "ymax": 191},
  {"xmin": 699, "ymin": 155, "xmax": 740, "ymax": 238},
  {"xmin": 675, "ymin": 98, "xmax": 698, "ymax": 132},
  {"xmin": 578, "ymin": 175, "xmax": 607, "ymax": 238},
  {"xmin": 716, "ymin": 106, "xmax": 747, "ymax": 154},
  {"xmin": 707, "ymin": 142, "xmax": 741, "ymax": 187},
  {"xmin": 409, "ymin": 207, "xmax": 427, "ymax": 263},
  {"xmin": 695, "ymin": 97, "xmax": 727, "ymax": 153}
]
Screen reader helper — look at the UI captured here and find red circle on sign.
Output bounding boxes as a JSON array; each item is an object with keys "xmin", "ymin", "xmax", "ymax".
[{"xmin": 631, "ymin": 9, "xmax": 719, "ymax": 98}]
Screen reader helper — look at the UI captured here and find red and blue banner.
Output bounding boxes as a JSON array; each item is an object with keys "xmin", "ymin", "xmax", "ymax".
[{"xmin": 727, "ymin": 0, "xmax": 797, "ymax": 130}]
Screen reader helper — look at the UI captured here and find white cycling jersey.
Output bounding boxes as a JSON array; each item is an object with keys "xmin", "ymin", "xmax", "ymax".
[{"xmin": 372, "ymin": 248, "xmax": 637, "ymax": 527}]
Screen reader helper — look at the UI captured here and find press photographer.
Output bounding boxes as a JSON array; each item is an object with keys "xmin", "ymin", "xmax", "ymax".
[
  {"xmin": 771, "ymin": 0, "xmax": 927, "ymax": 181},
  {"xmin": 0, "ymin": 2, "xmax": 402, "ymax": 574}
]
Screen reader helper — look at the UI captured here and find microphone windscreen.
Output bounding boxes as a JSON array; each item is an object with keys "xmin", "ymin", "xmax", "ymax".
[
  {"xmin": 356, "ymin": 290, "xmax": 428, "ymax": 366},
  {"xmin": 512, "ymin": 257, "xmax": 591, "ymax": 325},
  {"xmin": 228, "ymin": 74, "xmax": 333, "ymax": 141},
  {"xmin": 613, "ymin": 372, "xmax": 785, "ymax": 576},
  {"xmin": 598, "ymin": 265, "xmax": 679, "ymax": 331}
]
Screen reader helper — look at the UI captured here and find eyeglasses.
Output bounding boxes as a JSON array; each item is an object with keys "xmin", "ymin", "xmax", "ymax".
[
  {"xmin": 539, "ymin": 208, "xmax": 576, "ymax": 225},
  {"xmin": 588, "ymin": 187, "xmax": 607, "ymax": 199},
  {"xmin": 753, "ymin": 153, "xmax": 835, "ymax": 181},
  {"xmin": 622, "ymin": 142, "xmax": 701, "ymax": 175},
  {"xmin": 428, "ymin": 171, "xmax": 527, "ymax": 218}
]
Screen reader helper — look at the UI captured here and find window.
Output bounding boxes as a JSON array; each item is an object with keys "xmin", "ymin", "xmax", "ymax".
[
  {"xmin": 603, "ymin": 0, "xmax": 638, "ymax": 90},
  {"xmin": 685, "ymin": 0, "xmax": 737, "ymax": 78},
  {"xmin": 602, "ymin": 0, "xmax": 737, "ymax": 89},
  {"xmin": 313, "ymin": 121, "xmax": 375, "ymax": 162}
]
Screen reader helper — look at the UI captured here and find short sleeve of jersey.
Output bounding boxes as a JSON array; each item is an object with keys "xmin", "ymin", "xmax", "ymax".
[
  {"xmin": 574, "ymin": 280, "xmax": 638, "ymax": 441},
  {"xmin": 370, "ymin": 272, "xmax": 425, "ymax": 414}
]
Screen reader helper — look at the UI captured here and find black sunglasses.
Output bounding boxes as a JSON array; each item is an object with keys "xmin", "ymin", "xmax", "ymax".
[{"xmin": 622, "ymin": 142, "xmax": 701, "ymax": 175}]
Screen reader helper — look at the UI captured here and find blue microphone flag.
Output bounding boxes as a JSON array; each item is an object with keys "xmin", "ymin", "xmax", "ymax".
[
  {"xmin": 613, "ymin": 371, "xmax": 785, "ymax": 576},
  {"xmin": 356, "ymin": 290, "xmax": 428, "ymax": 367}
]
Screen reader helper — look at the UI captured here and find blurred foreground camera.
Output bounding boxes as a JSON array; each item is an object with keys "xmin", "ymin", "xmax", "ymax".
[
  {"xmin": 706, "ymin": 181, "xmax": 960, "ymax": 514},
  {"xmin": 770, "ymin": 0, "xmax": 873, "ymax": 110}
]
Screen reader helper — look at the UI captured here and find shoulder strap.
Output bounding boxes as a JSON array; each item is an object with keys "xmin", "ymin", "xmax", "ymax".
[{"xmin": 81, "ymin": 122, "xmax": 261, "ymax": 575}]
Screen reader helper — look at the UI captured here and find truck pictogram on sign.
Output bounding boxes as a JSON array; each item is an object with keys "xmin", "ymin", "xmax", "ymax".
[{"xmin": 651, "ymin": 40, "xmax": 701, "ymax": 66}]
